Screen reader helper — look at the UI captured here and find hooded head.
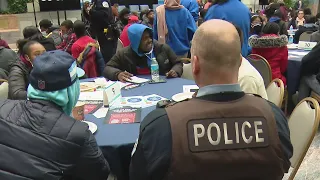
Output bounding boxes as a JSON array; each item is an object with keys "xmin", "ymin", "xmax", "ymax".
[
  {"xmin": 128, "ymin": 24, "xmax": 153, "ymax": 57},
  {"xmin": 27, "ymin": 50, "xmax": 82, "ymax": 115}
]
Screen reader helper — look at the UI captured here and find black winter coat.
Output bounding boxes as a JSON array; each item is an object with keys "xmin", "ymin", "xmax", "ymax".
[
  {"xmin": 0, "ymin": 99, "xmax": 110, "ymax": 180},
  {"xmin": 8, "ymin": 61, "xmax": 30, "ymax": 100},
  {"xmin": 104, "ymin": 42, "xmax": 183, "ymax": 81}
]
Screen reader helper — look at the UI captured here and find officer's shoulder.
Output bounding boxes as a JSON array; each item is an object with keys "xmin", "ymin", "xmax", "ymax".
[{"xmin": 141, "ymin": 108, "xmax": 169, "ymax": 130}]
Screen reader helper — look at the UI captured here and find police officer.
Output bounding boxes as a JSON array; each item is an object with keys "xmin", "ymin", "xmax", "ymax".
[
  {"xmin": 89, "ymin": 0, "xmax": 117, "ymax": 63},
  {"xmin": 130, "ymin": 19, "xmax": 293, "ymax": 180}
]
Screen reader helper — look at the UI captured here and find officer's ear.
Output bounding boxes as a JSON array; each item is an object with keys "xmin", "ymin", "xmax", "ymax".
[{"xmin": 192, "ymin": 55, "xmax": 200, "ymax": 76}]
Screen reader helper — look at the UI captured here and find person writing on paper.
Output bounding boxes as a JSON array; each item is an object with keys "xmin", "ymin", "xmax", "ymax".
[
  {"xmin": 130, "ymin": 20, "xmax": 292, "ymax": 180},
  {"xmin": 104, "ymin": 24, "xmax": 183, "ymax": 82},
  {"xmin": 0, "ymin": 51, "xmax": 110, "ymax": 179}
]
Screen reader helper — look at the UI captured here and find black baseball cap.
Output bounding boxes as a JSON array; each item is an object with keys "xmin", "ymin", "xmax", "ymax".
[{"xmin": 29, "ymin": 50, "xmax": 79, "ymax": 91}]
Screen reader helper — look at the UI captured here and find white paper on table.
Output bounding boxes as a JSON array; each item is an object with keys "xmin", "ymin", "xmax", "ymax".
[
  {"xmin": 117, "ymin": 81, "xmax": 132, "ymax": 89},
  {"xmin": 120, "ymin": 96, "xmax": 144, "ymax": 107},
  {"xmin": 79, "ymin": 91, "xmax": 104, "ymax": 101},
  {"xmin": 289, "ymin": 51, "xmax": 309, "ymax": 56},
  {"xmin": 94, "ymin": 78, "xmax": 109, "ymax": 87},
  {"xmin": 127, "ymin": 76, "xmax": 150, "ymax": 84},
  {"xmin": 183, "ymin": 85, "xmax": 199, "ymax": 93},
  {"xmin": 143, "ymin": 94, "xmax": 167, "ymax": 108},
  {"xmin": 93, "ymin": 107, "xmax": 109, "ymax": 118}
]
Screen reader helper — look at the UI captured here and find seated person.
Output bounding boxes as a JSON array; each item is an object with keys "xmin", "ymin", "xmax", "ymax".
[
  {"xmin": 39, "ymin": 19, "xmax": 63, "ymax": 46},
  {"xmin": 104, "ymin": 24, "xmax": 183, "ymax": 82},
  {"xmin": 250, "ymin": 15, "xmax": 263, "ymax": 36},
  {"xmin": 71, "ymin": 20, "xmax": 96, "ymax": 59},
  {"xmin": 9, "ymin": 41, "xmax": 46, "ymax": 100},
  {"xmin": 298, "ymin": 42, "xmax": 320, "ymax": 101},
  {"xmin": 141, "ymin": 10, "xmax": 154, "ymax": 28},
  {"xmin": 235, "ymin": 26, "xmax": 268, "ymax": 100},
  {"xmin": 57, "ymin": 20, "xmax": 77, "ymax": 54},
  {"xmin": 269, "ymin": 9, "xmax": 288, "ymax": 36},
  {"xmin": 249, "ymin": 22, "xmax": 288, "ymax": 85},
  {"xmin": 130, "ymin": 20, "xmax": 292, "ymax": 180},
  {"xmin": 0, "ymin": 50, "xmax": 110, "ymax": 179},
  {"xmin": 288, "ymin": 9, "xmax": 305, "ymax": 29},
  {"xmin": 293, "ymin": 15, "xmax": 318, "ymax": 43},
  {"xmin": 310, "ymin": 25, "xmax": 320, "ymax": 43},
  {"xmin": 22, "ymin": 26, "xmax": 56, "ymax": 51},
  {"xmin": 120, "ymin": 15, "xmax": 140, "ymax": 47},
  {"xmin": 0, "ymin": 46, "xmax": 19, "ymax": 79},
  {"xmin": 72, "ymin": 20, "xmax": 104, "ymax": 78}
]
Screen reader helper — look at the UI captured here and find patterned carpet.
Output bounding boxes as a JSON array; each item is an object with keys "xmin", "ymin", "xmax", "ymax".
[{"xmin": 283, "ymin": 130, "xmax": 320, "ymax": 180}]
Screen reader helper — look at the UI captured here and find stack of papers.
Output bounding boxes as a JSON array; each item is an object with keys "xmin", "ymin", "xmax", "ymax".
[{"xmin": 127, "ymin": 76, "xmax": 150, "ymax": 84}]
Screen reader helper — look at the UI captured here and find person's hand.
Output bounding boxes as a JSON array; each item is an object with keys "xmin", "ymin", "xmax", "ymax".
[
  {"xmin": 166, "ymin": 70, "xmax": 178, "ymax": 78},
  {"xmin": 117, "ymin": 71, "xmax": 133, "ymax": 82}
]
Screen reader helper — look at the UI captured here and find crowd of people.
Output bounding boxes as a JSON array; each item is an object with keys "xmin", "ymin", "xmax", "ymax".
[{"xmin": 1, "ymin": 0, "xmax": 320, "ymax": 179}]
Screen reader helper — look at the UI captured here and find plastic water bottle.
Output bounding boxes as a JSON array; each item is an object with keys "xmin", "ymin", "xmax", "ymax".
[
  {"xmin": 151, "ymin": 58, "xmax": 160, "ymax": 82},
  {"xmin": 289, "ymin": 25, "xmax": 293, "ymax": 33},
  {"xmin": 289, "ymin": 35, "xmax": 294, "ymax": 44}
]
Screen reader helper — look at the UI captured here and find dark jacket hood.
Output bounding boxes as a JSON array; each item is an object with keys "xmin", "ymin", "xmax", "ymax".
[
  {"xmin": 249, "ymin": 34, "xmax": 288, "ymax": 48},
  {"xmin": 128, "ymin": 24, "xmax": 152, "ymax": 57}
]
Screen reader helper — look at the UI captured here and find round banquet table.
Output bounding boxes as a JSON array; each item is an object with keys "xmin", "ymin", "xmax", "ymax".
[
  {"xmin": 287, "ymin": 49, "xmax": 309, "ymax": 111},
  {"xmin": 82, "ymin": 76, "xmax": 195, "ymax": 180}
]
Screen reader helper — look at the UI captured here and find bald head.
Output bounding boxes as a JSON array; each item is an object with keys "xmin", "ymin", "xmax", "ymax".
[{"xmin": 191, "ymin": 19, "xmax": 242, "ymax": 86}]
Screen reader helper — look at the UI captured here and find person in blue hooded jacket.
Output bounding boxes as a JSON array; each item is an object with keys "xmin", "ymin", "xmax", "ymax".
[
  {"xmin": 205, "ymin": 0, "xmax": 250, "ymax": 57},
  {"xmin": 154, "ymin": 0, "xmax": 197, "ymax": 58},
  {"xmin": 104, "ymin": 24, "xmax": 183, "ymax": 82},
  {"xmin": 180, "ymin": 0, "xmax": 199, "ymax": 22}
]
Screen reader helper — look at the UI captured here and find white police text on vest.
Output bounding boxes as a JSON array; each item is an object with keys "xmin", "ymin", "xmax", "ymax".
[{"xmin": 187, "ymin": 117, "xmax": 269, "ymax": 152}]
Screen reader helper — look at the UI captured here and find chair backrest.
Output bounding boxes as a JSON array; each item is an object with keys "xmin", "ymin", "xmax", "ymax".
[
  {"xmin": 118, "ymin": 5, "xmax": 126, "ymax": 12},
  {"xmin": 129, "ymin": 5, "xmax": 140, "ymax": 12},
  {"xmin": 247, "ymin": 54, "xmax": 272, "ymax": 87},
  {"xmin": 287, "ymin": 97, "xmax": 320, "ymax": 179},
  {"xmin": 153, "ymin": 4, "xmax": 160, "ymax": 10},
  {"xmin": 181, "ymin": 63, "xmax": 194, "ymax": 80},
  {"xmin": 0, "ymin": 79, "xmax": 8, "ymax": 100},
  {"xmin": 140, "ymin": 5, "xmax": 149, "ymax": 11},
  {"xmin": 116, "ymin": 38, "xmax": 124, "ymax": 53},
  {"xmin": 266, "ymin": 78, "xmax": 284, "ymax": 107},
  {"xmin": 299, "ymin": 31, "xmax": 313, "ymax": 42}
]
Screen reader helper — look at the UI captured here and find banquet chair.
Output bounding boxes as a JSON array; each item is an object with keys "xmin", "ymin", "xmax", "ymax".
[
  {"xmin": 118, "ymin": 5, "xmax": 126, "ymax": 12},
  {"xmin": 181, "ymin": 63, "xmax": 194, "ymax": 80},
  {"xmin": 266, "ymin": 78, "xmax": 284, "ymax": 108},
  {"xmin": 116, "ymin": 38, "xmax": 124, "ymax": 53},
  {"xmin": 299, "ymin": 31, "xmax": 313, "ymax": 42},
  {"xmin": 286, "ymin": 97, "xmax": 320, "ymax": 180},
  {"xmin": 140, "ymin": 5, "xmax": 149, "ymax": 11},
  {"xmin": 153, "ymin": 4, "xmax": 160, "ymax": 10},
  {"xmin": 0, "ymin": 79, "xmax": 8, "ymax": 99},
  {"xmin": 129, "ymin": 5, "xmax": 140, "ymax": 12},
  {"xmin": 247, "ymin": 54, "xmax": 272, "ymax": 87},
  {"xmin": 311, "ymin": 91, "xmax": 320, "ymax": 102}
]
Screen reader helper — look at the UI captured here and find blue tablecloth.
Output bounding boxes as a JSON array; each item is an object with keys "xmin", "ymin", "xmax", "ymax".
[
  {"xmin": 287, "ymin": 49, "xmax": 308, "ymax": 95},
  {"xmin": 83, "ymin": 76, "xmax": 195, "ymax": 180}
]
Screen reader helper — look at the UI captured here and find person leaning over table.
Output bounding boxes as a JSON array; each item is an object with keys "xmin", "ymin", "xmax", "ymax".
[
  {"xmin": 0, "ymin": 50, "xmax": 110, "ymax": 179},
  {"xmin": 129, "ymin": 19, "xmax": 292, "ymax": 180},
  {"xmin": 104, "ymin": 24, "xmax": 183, "ymax": 82},
  {"xmin": 8, "ymin": 41, "xmax": 46, "ymax": 100}
]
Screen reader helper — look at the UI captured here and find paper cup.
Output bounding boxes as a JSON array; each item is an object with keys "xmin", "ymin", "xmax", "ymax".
[{"xmin": 72, "ymin": 102, "xmax": 85, "ymax": 121}]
